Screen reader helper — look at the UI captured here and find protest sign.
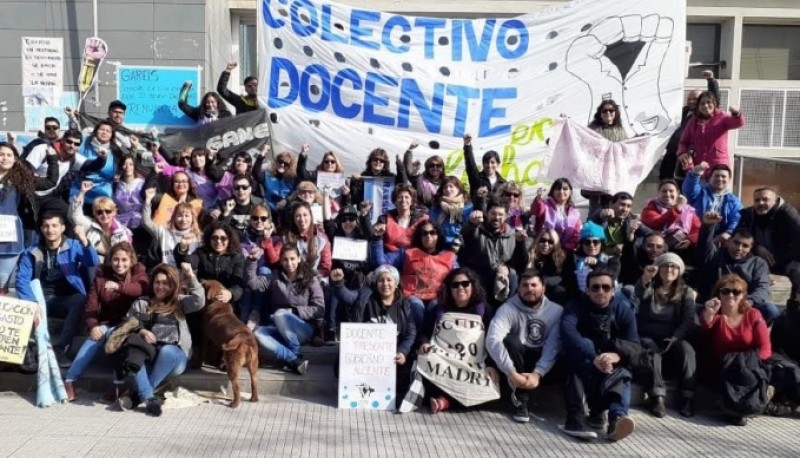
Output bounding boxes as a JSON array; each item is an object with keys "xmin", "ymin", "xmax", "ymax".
[
  {"xmin": 118, "ymin": 65, "xmax": 201, "ymax": 128},
  {"xmin": 0, "ymin": 216, "xmax": 20, "ymax": 243},
  {"xmin": 258, "ymin": 0, "xmax": 685, "ymax": 199},
  {"xmin": 316, "ymin": 171, "xmax": 346, "ymax": 198},
  {"xmin": 310, "ymin": 204, "xmax": 324, "ymax": 224},
  {"xmin": 363, "ymin": 177, "xmax": 395, "ymax": 225},
  {"xmin": 21, "ymin": 37, "xmax": 64, "ymax": 107},
  {"xmin": 331, "ymin": 237, "xmax": 368, "ymax": 262},
  {"xmin": 338, "ymin": 323, "xmax": 396, "ymax": 410},
  {"xmin": 0, "ymin": 297, "xmax": 37, "ymax": 365}
]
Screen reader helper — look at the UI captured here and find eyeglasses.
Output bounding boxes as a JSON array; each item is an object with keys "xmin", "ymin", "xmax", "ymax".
[
  {"xmin": 661, "ymin": 263, "xmax": 680, "ymax": 270},
  {"xmin": 601, "ymin": 109, "xmax": 616, "ymax": 114},
  {"xmin": 719, "ymin": 287, "xmax": 743, "ymax": 297},
  {"xmin": 450, "ymin": 280, "xmax": 472, "ymax": 289},
  {"xmin": 211, "ymin": 235, "xmax": 228, "ymax": 243},
  {"xmin": 65, "ymin": 140, "xmax": 81, "ymax": 147},
  {"xmin": 538, "ymin": 239, "xmax": 553, "ymax": 245},
  {"xmin": 173, "ymin": 180, "xmax": 189, "ymax": 184},
  {"xmin": 95, "ymin": 209, "xmax": 114, "ymax": 216},
  {"xmin": 421, "ymin": 229, "xmax": 438, "ymax": 237},
  {"xmin": 234, "ymin": 185, "xmax": 250, "ymax": 191},
  {"xmin": 646, "ymin": 243, "xmax": 665, "ymax": 249},
  {"xmin": 250, "ymin": 215, "xmax": 270, "ymax": 222},
  {"xmin": 582, "ymin": 239, "xmax": 602, "ymax": 246},
  {"xmin": 371, "ymin": 157, "xmax": 387, "ymax": 164},
  {"xmin": 589, "ymin": 284, "xmax": 614, "ymax": 292},
  {"xmin": 505, "ymin": 192, "xmax": 521, "ymax": 198},
  {"xmin": 428, "ymin": 163, "xmax": 443, "ymax": 170},
  {"xmin": 340, "ymin": 215, "xmax": 357, "ymax": 223},
  {"xmin": 276, "ymin": 160, "xmax": 290, "ymax": 167},
  {"xmin": 44, "ymin": 125, "xmax": 59, "ymax": 131},
  {"xmin": 323, "ymin": 159, "xmax": 337, "ymax": 165}
]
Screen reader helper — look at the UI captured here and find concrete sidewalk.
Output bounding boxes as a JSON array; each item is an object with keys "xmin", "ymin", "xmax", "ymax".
[{"xmin": 0, "ymin": 391, "xmax": 797, "ymax": 458}]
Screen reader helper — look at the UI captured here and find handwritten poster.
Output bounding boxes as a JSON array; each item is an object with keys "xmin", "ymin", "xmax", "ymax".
[
  {"xmin": 0, "ymin": 216, "xmax": 19, "ymax": 243},
  {"xmin": 117, "ymin": 65, "xmax": 201, "ymax": 128},
  {"xmin": 0, "ymin": 297, "xmax": 37, "ymax": 365},
  {"xmin": 25, "ymin": 91, "xmax": 78, "ymax": 132},
  {"xmin": 338, "ymin": 323, "xmax": 397, "ymax": 410},
  {"xmin": 316, "ymin": 172, "xmax": 346, "ymax": 198},
  {"xmin": 21, "ymin": 37, "xmax": 64, "ymax": 106},
  {"xmin": 331, "ymin": 237, "xmax": 368, "ymax": 262}
]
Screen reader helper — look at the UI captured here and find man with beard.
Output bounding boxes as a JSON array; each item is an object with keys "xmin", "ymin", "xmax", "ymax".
[
  {"xmin": 561, "ymin": 269, "xmax": 640, "ymax": 442},
  {"xmin": 738, "ymin": 187, "xmax": 800, "ymax": 293},
  {"xmin": 486, "ymin": 270, "xmax": 563, "ymax": 424},
  {"xmin": 590, "ymin": 191, "xmax": 652, "ymax": 257}
]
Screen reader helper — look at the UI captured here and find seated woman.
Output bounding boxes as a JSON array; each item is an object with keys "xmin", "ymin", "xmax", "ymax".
[
  {"xmin": 530, "ymin": 178, "xmax": 582, "ymax": 252},
  {"xmin": 514, "ymin": 228, "xmax": 567, "ymax": 304},
  {"xmin": 257, "ymin": 149, "xmax": 296, "ymax": 213},
  {"xmin": 263, "ymin": 202, "xmax": 331, "ymax": 278},
  {"xmin": 428, "ymin": 176, "xmax": 473, "ymax": 248},
  {"xmin": 641, "ymin": 179, "xmax": 700, "ymax": 262},
  {"xmin": 141, "ymin": 188, "xmax": 202, "ymax": 269},
  {"xmin": 70, "ymin": 182, "xmax": 132, "ymax": 262},
  {"xmin": 371, "ymin": 221, "xmax": 458, "ymax": 329},
  {"xmin": 700, "ymin": 273, "xmax": 771, "ymax": 426},
  {"xmin": 245, "ymin": 243, "xmax": 324, "ymax": 374},
  {"xmin": 562, "ymin": 222, "xmax": 621, "ymax": 301},
  {"xmin": 634, "ymin": 253, "xmax": 697, "ymax": 418},
  {"xmin": 418, "ymin": 267, "xmax": 497, "ymax": 414},
  {"xmin": 239, "ymin": 204, "xmax": 273, "ymax": 322},
  {"xmin": 178, "ymin": 88, "xmax": 231, "ymax": 125},
  {"xmin": 63, "ymin": 242, "xmax": 149, "ymax": 401},
  {"xmin": 146, "ymin": 171, "xmax": 204, "ymax": 227},
  {"xmin": 380, "ymin": 184, "xmax": 429, "ymax": 252},
  {"xmin": 117, "ymin": 263, "xmax": 205, "ymax": 416},
  {"xmin": 330, "ymin": 264, "xmax": 416, "ymax": 397}
]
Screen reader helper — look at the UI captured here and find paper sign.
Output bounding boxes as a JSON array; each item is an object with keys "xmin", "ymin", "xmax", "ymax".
[
  {"xmin": 21, "ymin": 37, "xmax": 64, "ymax": 107},
  {"xmin": 317, "ymin": 172, "xmax": 346, "ymax": 198},
  {"xmin": 0, "ymin": 297, "xmax": 37, "ymax": 365},
  {"xmin": 331, "ymin": 237, "xmax": 368, "ymax": 262},
  {"xmin": 311, "ymin": 204, "xmax": 324, "ymax": 224},
  {"xmin": 118, "ymin": 65, "xmax": 200, "ymax": 128},
  {"xmin": 0, "ymin": 216, "xmax": 20, "ymax": 243},
  {"xmin": 338, "ymin": 323, "xmax": 397, "ymax": 410}
]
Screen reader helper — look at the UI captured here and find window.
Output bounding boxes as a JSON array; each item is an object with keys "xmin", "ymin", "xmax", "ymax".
[
  {"xmin": 239, "ymin": 24, "xmax": 257, "ymax": 83},
  {"xmin": 738, "ymin": 89, "xmax": 800, "ymax": 148},
  {"xmin": 741, "ymin": 25, "xmax": 800, "ymax": 80},
  {"xmin": 687, "ymin": 24, "xmax": 721, "ymax": 79},
  {"xmin": 684, "ymin": 88, "xmax": 728, "ymax": 109}
]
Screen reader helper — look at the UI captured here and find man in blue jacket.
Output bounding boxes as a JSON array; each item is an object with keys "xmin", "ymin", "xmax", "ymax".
[
  {"xmin": 16, "ymin": 211, "xmax": 99, "ymax": 367},
  {"xmin": 561, "ymin": 269, "xmax": 640, "ymax": 442},
  {"xmin": 682, "ymin": 162, "xmax": 742, "ymax": 242}
]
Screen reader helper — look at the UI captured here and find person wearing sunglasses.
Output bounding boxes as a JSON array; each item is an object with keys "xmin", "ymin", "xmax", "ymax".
[
  {"xmin": 419, "ymin": 267, "xmax": 498, "ymax": 415},
  {"xmin": 561, "ymin": 269, "xmax": 640, "ymax": 442},
  {"xmin": 18, "ymin": 117, "xmax": 61, "ymax": 162},
  {"xmin": 462, "ymin": 134, "xmax": 505, "ymax": 206},
  {"xmin": 371, "ymin": 222, "xmax": 458, "ymax": 330},
  {"xmin": 581, "ymin": 100, "xmax": 629, "ymax": 216},
  {"xmin": 428, "ymin": 176, "xmax": 473, "ymax": 248},
  {"xmin": 407, "ymin": 153, "xmax": 446, "ymax": 207},
  {"xmin": 494, "ymin": 181, "xmax": 527, "ymax": 230},
  {"xmin": 700, "ymin": 274, "xmax": 771, "ymax": 426},
  {"xmin": 259, "ymin": 150, "xmax": 296, "ymax": 213},
  {"xmin": 69, "ymin": 180, "xmax": 132, "ymax": 263},
  {"xmin": 237, "ymin": 204, "xmax": 274, "ymax": 323},
  {"xmin": 297, "ymin": 147, "xmax": 344, "ymax": 182},
  {"xmin": 330, "ymin": 264, "xmax": 416, "ymax": 397},
  {"xmin": 640, "ymin": 179, "xmax": 701, "ymax": 260},
  {"xmin": 698, "ymin": 216, "xmax": 779, "ymax": 326},
  {"xmin": 530, "ymin": 178, "xmax": 583, "ymax": 252},
  {"xmin": 349, "ymin": 147, "xmax": 407, "ymax": 205},
  {"xmin": 216, "ymin": 151, "xmax": 256, "ymax": 203},
  {"xmin": 563, "ymin": 222, "xmax": 621, "ymax": 302},
  {"xmin": 217, "ymin": 61, "xmax": 260, "ymax": 114},
  {"xmin": 209, "ymin": 175, "xmax": 264, "ymax": 235},
  {"xmin": 486, "ymin": 269, "xmax": 562, "ymax": 423},
  {"xmin": 516, "ymin": 229, "xmax": 568, "ymax": 305},
  {"xmin": 634, "ymin": 253, "xmax": 698, "ymax": 418}
]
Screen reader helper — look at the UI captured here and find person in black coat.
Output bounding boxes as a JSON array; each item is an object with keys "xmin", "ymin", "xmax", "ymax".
[{"xmin": 216, "ymin": 62, "xmax": 259, "ymax": 114}]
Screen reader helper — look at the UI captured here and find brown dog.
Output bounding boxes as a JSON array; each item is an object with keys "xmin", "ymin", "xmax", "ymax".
[{"xmin": 202, "ymin": 280, "xmax": 259, "ymax": 407}]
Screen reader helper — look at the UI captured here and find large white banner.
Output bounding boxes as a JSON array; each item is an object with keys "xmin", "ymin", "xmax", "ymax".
[{"xmin": 258, "ymin": 0, "xmax": 685, "ymax": 196}]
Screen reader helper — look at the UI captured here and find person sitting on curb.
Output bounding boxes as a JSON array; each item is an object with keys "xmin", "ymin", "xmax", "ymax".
[
  {"xmin": 682, "ymin": 162, "xmax": 742, "ymax": 242},
  {"xmin": 485, "ymin": 269, "xmax": 563, "ymax": 424}
]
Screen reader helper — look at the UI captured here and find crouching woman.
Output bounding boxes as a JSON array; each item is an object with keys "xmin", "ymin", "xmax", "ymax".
[{"xmin": 117, "ymin": 263, "xmax": 205, "ymax": 416}]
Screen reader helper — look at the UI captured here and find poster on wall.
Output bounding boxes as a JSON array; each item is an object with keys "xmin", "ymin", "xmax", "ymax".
[
  {"xmin": 24, "ymin": 91, "xmax": 79, "ymax": 132},
  {"xmin": 117, "ymin": 65, "xmax": 201, "ymax": 129},
  {"xmin": 337, "ymin": 323, "xmax": 397, "ymax": 411},
  {"xmin": 21, "ymin": 37, "xmax": 64, "ymax": 107},
  {"xmin": 257, "ymin": 0, "xmax": 686, "ymax": 199}
]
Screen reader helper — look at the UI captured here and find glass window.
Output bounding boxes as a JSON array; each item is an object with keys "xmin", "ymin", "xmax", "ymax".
[
  {"xmin": 239, "ymin": 24, "xmax": 257, "ymax": 83},
  {"xmin": 687, "ymin": 24, "xmax": 720, "ymax": 78},
  {"xmin": 741, "ymin": 25, "xmax": 800, "ymax": 80}
]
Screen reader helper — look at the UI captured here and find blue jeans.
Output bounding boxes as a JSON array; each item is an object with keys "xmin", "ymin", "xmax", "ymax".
[
  {"xmin": 134, "ymin": 344, "xmax": 188, "ymax": 401},
  {"xmin": 408, "ymin": 296, "xmax": 427, "ymax": 331},
  {"xmin": 753, "ymin": 302, "xmax": 780, "ymax": 325},
  {"xmin": 254, "ymin": 311, "xmax": 313, "ymax": 364},
  {"xmin": 565, "ymin": 359, "xmax": 631, "ymax": 422},
  {"xmin": 46, "ymin": 293, "xmax": 87, "ymax": 351},
  {"xmin": 0, "ymin": 254, "xmax": 20, "ymax": 290},
  {"xmin": 65, "ymin": 325, "xmax": 114, "ymax": 382}
]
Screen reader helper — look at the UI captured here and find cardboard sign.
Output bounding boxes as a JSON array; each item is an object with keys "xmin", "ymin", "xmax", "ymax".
[
  {"xmin": 316, "ymin": 172, "xmax": 346, "ymax": 198},
  {"xmin": 338, "ymin": 323, "xmax": 397, "ymax": 410},
  {"xmin": 0, "ymin": 216, "xmax": 20, "ymax": 243},
  {"xmin": 0, "ymin": 297, "xmax": 37, "ymax": 365},
  {"xmin": 331, "ymin": 237, "xmax": 368, "ymax": 262},
  {"xmin": 118, "ymin": 65, "xmax": 201, "ymax": 128}
]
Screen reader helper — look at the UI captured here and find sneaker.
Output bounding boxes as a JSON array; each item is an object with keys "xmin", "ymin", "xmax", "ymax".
[
  {"xmin": 512, "ymin": 403, "xmax": 530, "ymax": 423},
  {"xmin": 55, "ymin": 348, "xmax": 72, "ymax": 368},
  {"xmin": 145, "ymin": 397, "xmax": 164, "ymax": 417},
  {"xmin": 651, "ymin": 395, "xmax": 667, "ymax": 418},
  {"xmin": 587, "ymin": 412, "xmax": 606, "ymax": 430},
  {"xmin": 607, "ymin": 416, "xmax": 635, "ymax": 441},
  {"xmin": 680, "ymin": 398, "xmax": 695, "ymax": 418},
  {"xmin": 561, "ymin": 419, "xmax": 598, "ymax": 440},
  {"xmin": 284, "ymin": 359, "xmax": 309, "ymax": 375},
  {"xmin": 430, "ymin": 396, "xmax": 450, "ymax": 414}
]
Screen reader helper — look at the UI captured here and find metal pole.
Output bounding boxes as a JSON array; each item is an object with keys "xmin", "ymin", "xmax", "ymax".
[
  {"xmin": 92, "ymin": 0, "xmax": 100, "ymax": 106},
  {"xmin": 737, "ymin": 156, "xmax": 744, "ymax": 200}
]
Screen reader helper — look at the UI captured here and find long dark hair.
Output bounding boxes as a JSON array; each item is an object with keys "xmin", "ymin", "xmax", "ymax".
[
  {"xmin": 203, "ymin": 221, "xmax": 242, "ymax": 255},
  {"xmin": 286, "ymin": 202, "xmax": 319, "ymax": 267},
  {"xmin": 148, "ymin": 264, "xmax": 184, "ymax": 319},
  {"xmin": 0, "ymin": 142, "xmax": 35, "ymax": 201},
  {"xmin": 411, "ymin": 221, "xmax": 445, "ymax": 253},
  {"xmin": 279, "ymin": 243, "xmax": 315, "ymax": 293},
  {"xmin": 591, "ymin": 99, "xmax": 622, "ymax": 127},
  {"xmin": 548, "ymin": 177, "xmax": 574, "ymax": 207},
  {"xmin": 653, "ymin": 271, "xmax": 689, "ymax": 304},
  {"xmin": 437, "ymin": 267, "xmax": 486, "ymax": 311}
]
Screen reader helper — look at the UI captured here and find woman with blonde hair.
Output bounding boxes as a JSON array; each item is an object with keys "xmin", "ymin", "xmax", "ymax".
[
  {"xmin": 256, "ymin": 148, "xmax": 297, "ymax": 212},
  {"xmin": 141, "ymin": 188, "xmax": 202, "ymax": 268},
  {"xmin": 70, "ymin": 181, "xmax": 132, "ymax": 262}
]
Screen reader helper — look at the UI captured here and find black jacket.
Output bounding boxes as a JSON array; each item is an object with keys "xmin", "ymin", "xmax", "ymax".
[
  {"xmin": 738, "ymin": 198, "xmax": 800, "ymax": 273},
  {"xmin": 175, "ymin": 247, "xmax": 245, "ymax": 303},
  {"xmin": 463, "ymin": 143, "xmax": 505, "ymax": 205},
  {"xmin": 720, "ymin": 350, "xmax": 770, "ymax": 416},
  {"xmin": 216, "ymin": 70, "xmax": 259, "ymax": 114}
]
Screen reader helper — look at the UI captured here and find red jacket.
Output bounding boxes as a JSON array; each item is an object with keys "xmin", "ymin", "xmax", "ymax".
[
  {"xmin": 84, "ymin": 263, "xmax": 150, "ymax": 332},
  {"xmin": 383, "ymin": 212, "xmax": 429, "ymax": 252},
  {"xmin": 641, "ymin": 200, "xmax": 701, "ymax": 244},
  {"xmin": 703, "ymin": 307, "xmax": 772, "ymax": 360},
  {"xmin": 401, "ymin": 248, "xmax": 457, "ymax": 301}
]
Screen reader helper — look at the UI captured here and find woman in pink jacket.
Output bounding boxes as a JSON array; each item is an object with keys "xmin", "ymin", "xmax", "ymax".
[
  {"xmin": 530, "ymin": 178, "xmax": 582, "ymax": 252},
  {"xmin": 677, "ymin": 92, "xmax": 745, "ymax": 179}
]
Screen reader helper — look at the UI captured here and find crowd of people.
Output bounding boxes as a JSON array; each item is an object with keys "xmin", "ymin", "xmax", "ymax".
[{"xmin": 1, "ymin": 65, "xmax": 799, "ymax": 442}]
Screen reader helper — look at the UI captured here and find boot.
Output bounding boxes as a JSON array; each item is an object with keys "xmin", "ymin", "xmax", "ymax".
[
  {"xmin": 64, "ymin": 381, "xmax": 76, "ymax": 402},
  {"xmin": 680, "ymin": 398, "xmax": 695, "ymax": 418},
  {"xmin": 651, "ymin": 395, "xmax": 667, "ymax": 418}
]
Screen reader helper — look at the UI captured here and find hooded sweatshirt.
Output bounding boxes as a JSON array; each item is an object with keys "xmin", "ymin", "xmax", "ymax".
[{"xmin": 485, "ymin": 294, "xmax": 563, "ymax": 378}]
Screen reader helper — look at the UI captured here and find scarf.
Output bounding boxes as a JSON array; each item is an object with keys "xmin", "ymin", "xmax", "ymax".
[
  {"xmin": 438, "ymin": 195, "xmax": 466, "ymax": 224},
  {"xmin": 90, "ymin": 137, "xmax": 111, "ymax": 158},
  {"xmin": 416, "ymin": 175, "xmax": 440, "ymax": 205}
]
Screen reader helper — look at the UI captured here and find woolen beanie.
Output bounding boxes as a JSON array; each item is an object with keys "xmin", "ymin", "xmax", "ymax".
[
  {"xmin": 579, "ymin": 221, "xmax": 606, "ymax": 241},
  {"xmin": 655, "ymin": 252, "xmax": 685, "ymax": 276},
  {"xmin": 373, "ymin": 264, "xmax": 400, "ymax": 285}
]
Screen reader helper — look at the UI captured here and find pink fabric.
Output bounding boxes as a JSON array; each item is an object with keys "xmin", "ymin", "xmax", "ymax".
[
  {"xmin": 530, "ymin": 197, "xmax": 582, "ymax": 251},
  {"xmin": 677, "ymin": 109, "xmax": 745, "ymax": 178},
  {"xmin": 153, "ymin": 152, "xmax": 184, "ymax": 178},
  {"xmin": 543, "ymin": 118, "xmax": 652, "ymax": 195}
]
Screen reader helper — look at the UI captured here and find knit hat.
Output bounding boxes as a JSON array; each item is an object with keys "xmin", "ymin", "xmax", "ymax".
[
  {"xmin": 579, "ymin": 221, "xmax": 606, "ymax": 241},
  {"xmin": 655, "ymin": 253, "xmax": 685, "ymax": 276},
  {"xmin": 372, "ymin": 264, "xmax": 400, "ymax": 285}
]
